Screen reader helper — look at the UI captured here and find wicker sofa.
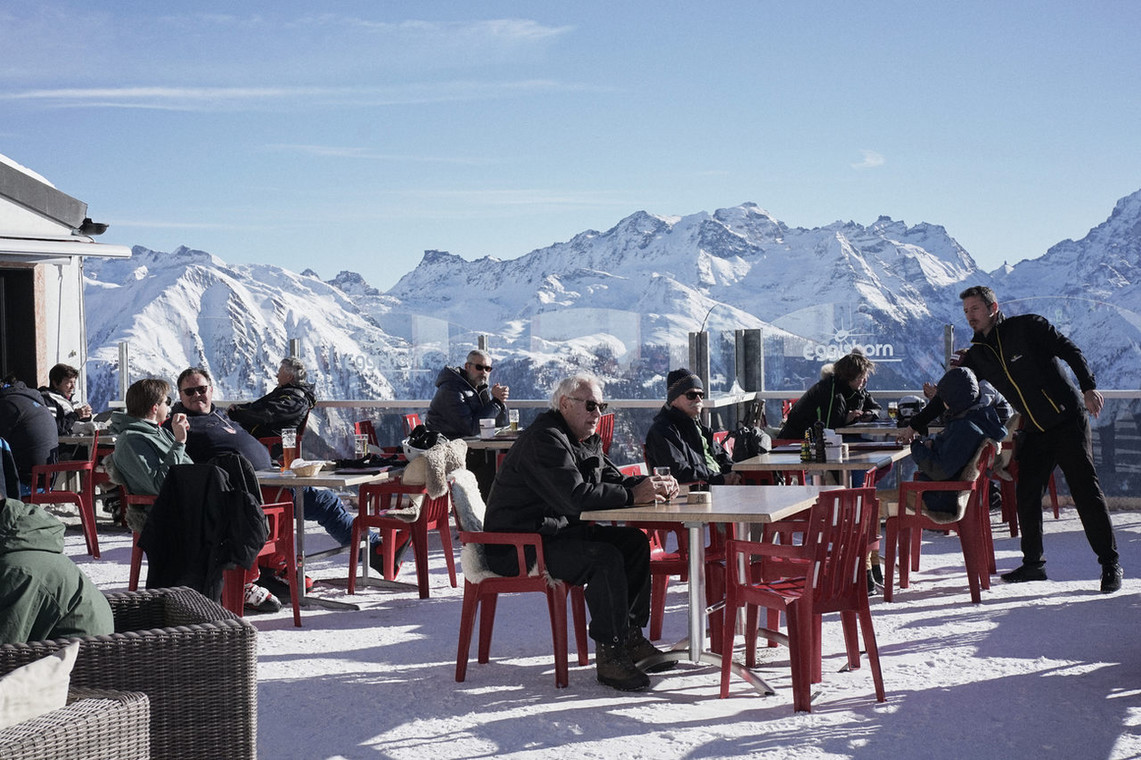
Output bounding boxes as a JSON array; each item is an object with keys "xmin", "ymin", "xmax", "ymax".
[
  {"xmin": 0, "ymin": 688, "xmax": 150, "ymax": 760},
  {"xmin": 0, "ymin": 587, "xmax": 257, "ymax": 760}
]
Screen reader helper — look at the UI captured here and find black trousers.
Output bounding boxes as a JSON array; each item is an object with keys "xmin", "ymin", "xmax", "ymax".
[
  {"xmin": 487, "ymin": 523, "xmax": 651, "ymax": 645},
  {"xmin": 1015, "ymin": 414, "xmax": 1118, "ymax": 569}
]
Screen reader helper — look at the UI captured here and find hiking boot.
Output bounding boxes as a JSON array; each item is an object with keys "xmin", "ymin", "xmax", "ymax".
[
  {"xmin": 369, "ymin": 535, "xmax": 413, "ymax": 576},
  {"xmin": 1100, "ymin": 563, "xmax": 1123, "ymax": 594},
  {"xmin": 596, "ymin": 642, "xmax": 650, "ymax": 691},
  {"xmin": 1001, "ymin": 565, "xmax": 1048, "ymax": 584},
  {"xmin": 625, "ymin": 628, "xmax": 675, "ymax": 673},
  {"xmin": 243, "ymin": 582, "xmax": 282, "ymax": 614}
]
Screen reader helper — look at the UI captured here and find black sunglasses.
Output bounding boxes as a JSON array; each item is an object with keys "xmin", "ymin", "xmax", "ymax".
[
  {"xmin": 685, "ymin": 390, "xmax": 705, "ymax": 400},
  {"xmin": 467, "ymin": 362, "xmax": 493, "ymax": 372},
  {"xmin": 180, "ymin": 385, "xmax": 210, "ymax": 396},
  {"xmin": 569, "ymin": 396, "xmax": 608, "ymax": 414}
]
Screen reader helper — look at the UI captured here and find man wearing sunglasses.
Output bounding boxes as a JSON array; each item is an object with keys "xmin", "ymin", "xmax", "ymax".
[
  {"xmin": 483, "ymin": 373, "xmax": 678, "ymax": 692},
  {"xmin": 645, "ymin": 368, "xmax": 741, "ymax": 486},
  {"xmin": 168, "ymin": 367, "xmax": 393, "ymax": 593},
  {"xmin": 425, "ymin": 349, "xmax": 510, "ymax": 497}
]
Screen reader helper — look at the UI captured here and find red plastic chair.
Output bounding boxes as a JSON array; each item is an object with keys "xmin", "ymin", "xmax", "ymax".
[
  {"xmin": 354, "ymin": 420, "xmax": 379, "ymax": 447},
  {"xmin": 997, "ymin": 441, "xmax": 1060, "ymax": 538},
  {"xmin": 883, "ymin": 441, "xmax": 996, "ymax": 604},
  {"xmin": 617, "ymin": 463, "xmax": 690, "ymax": 642},
  {"xmin": 403, "ymin": 414, "xmax": 422, "ymax": 436},
  {"xmin": 597, "ymin": 413, "xmax": 615, "ymax": 456},
  {"xmin": 27, "ymin": 431, "xmax": 101, "ymax": 557},
  {"xmin": 453, "ymin": 501, "xmax": 589, "ymax": 688},
  {"xmin": 126, "ymin": 485, "xmax": 301, "ymax": 626},
  {"xmin": 221, "ymin": 498, "xmax": 302, "ymax": 627},
  {"xmin": 349, "ymin": 479, "xmax": 457, "ymax": 599},
  {"xmin": 719, "ymin": 487, "xmax": 885, "ymax": 712}
]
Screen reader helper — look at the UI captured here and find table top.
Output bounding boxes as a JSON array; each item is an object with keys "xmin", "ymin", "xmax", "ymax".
[
  {"xmin": 464, "ymin": 432, "xmax": 521, "ymax": 450},
  {"xmin": 581, "ymin": 484, "xmax": 839, "ymax": 525},
  {"xmin": 59, "ymin": 433, "xmax": 117, "ymax": 446},
  {"xmin": 732, "ymin": 448, "xmax": 910, "ymax": 473},
  {"xmin": 254, "ymin": 467, "xmax": 399, "ymax": 489}
]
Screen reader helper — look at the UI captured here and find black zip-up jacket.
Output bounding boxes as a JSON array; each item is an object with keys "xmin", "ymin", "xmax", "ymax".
[
  {"xmin": 645, "ymin": 404, "xmax": 733, "ymax": 485},
  {"xmin": 911, "ymin": 312, "xmax": 1094, "ymax": 434}
]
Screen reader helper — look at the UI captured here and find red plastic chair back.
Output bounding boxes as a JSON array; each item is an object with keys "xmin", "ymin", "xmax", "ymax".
[
  {"xmin": 597, "ymin": 413, "xmax": 615, "ymax": 455},
  {"xmin": 28, "ymin": 431, "xmax": 101, "ymax": 557},
  {"xmin": 403, "ymin": 414, "xmax": 422, "ymax": 436},
  {"xmin": 354, "ymin": 420, "xmax": 379, "ymax": 447}
]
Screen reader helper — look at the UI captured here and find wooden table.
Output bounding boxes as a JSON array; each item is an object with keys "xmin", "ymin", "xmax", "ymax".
[
  {"xmin": 582, "ymin": 484, "xmax": 839, "ymax": 693},
  {"xmin": 733, "ymin": 448, "xmax": 911, "ymax": 486},
  {"xmin": 255, "ymin": 467, "xmax": 400, "ymax": 611}
]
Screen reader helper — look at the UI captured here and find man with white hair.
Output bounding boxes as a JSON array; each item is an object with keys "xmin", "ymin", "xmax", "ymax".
[
  {"xmin": 227, "ymin": 356, "xmax": 316, "ymax": 442},
  {"xmin": 484, "ymin": 373, "xmax": 677, "ymax": 692}
]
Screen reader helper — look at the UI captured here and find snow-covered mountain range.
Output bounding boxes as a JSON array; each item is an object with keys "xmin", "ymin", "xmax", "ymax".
[{"xmin": 82, "ymin": 191, "xmax": 1141, "ymax": 461}]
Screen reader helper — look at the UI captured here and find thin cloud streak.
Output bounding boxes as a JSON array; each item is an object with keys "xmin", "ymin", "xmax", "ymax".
[
  {"xmin": 851, "ymin": 150, "xmax": 886, "ymax": 169},
  {"xmin": 264, "ymin": 144, "xmax": 490, "ymax": 166},
  {"xmin": 1, "ymin": 80, "xmax": 606, "ymax": 112}
]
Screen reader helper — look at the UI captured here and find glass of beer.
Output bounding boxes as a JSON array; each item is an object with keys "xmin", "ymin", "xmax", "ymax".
[
  {"xmin": 281, "ymin": 428, "xmax": 298, "ymax": 472},
  {"xmin": 354, "ymin": 433, "xmax": 370, "ymax": 458},
  {"xmin": 508, "ymin": 408, "xmax": 520, "ymax": 432},
  {"xmin": 888, "ymin": 401, "xmax": 899, "ymax": 422}
]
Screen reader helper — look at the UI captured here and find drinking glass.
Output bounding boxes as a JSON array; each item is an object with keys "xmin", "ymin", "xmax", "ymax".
[
  {"xmin": 653, "ymin": 466, "xmax": 670, "ymax": 477},
  {"xmin": 354, "ymin": 433, "xmax": 370, "ymax": 458},
  {"xmin": 508, "ymin": 408, "xmax": 520, "ymax": 432},
  {"xmin": 280, "ymin": 428, "xmax": 298, "ymax": 472},
  {"xmin": 887, "ymin": 401, "xmax": 899, "ymax": 421}
]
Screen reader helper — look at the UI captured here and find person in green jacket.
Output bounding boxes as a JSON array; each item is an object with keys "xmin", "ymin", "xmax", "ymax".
[
  {"xmin": 0, "ymin": 497, "xmax": 113, "ymax": 643},
  {"xmin": 108, "ymin": 378, "xmax": 193, "ymax": 532}
]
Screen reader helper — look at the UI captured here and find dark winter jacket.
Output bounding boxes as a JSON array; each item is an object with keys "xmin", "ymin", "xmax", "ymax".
[
  {"xmin": 645, "ymin": 404, "xmax": 734, "ymax": 484},
  {"xmin": 777, "ymin": 371, "xmax": 880, "ymax": 440},
  {"xmin": 425, "ymin": 366, "xmax": 505, "ymax": 439},
  {"xmin": 910, "ymin": 312, "xmax": 1094, "ymax": 435},
  {"xmin": 0, "ymin": 498, "xmax": 113, "ymax": 643},
  {"xmin": 226, "ymin": 382, "xmax": 316, "ymax": 439},
  {"xmin": 0, "ymin": 382, "xmax": 59, "ymax": 486},
  {"xmin": 38, "ymin": 386, "xmax": 84, "ymax": 436},
  {"xmin": 168, "ymin": 403, "xmax": 274, "ymax": 470},
  {"xmin": 484, "ymin": 410, "xmax": 642, "ymax": 539},
  {"xmin": 137, "ymin": 456, "xmax": 268, "ymax": 603},
  {"xmin": 910, "ymin": 368, "xmax": 1009, "ymax": 513}
]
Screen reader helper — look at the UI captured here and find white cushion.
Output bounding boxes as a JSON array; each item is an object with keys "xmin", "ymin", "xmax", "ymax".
[{"xmin": 0, "ymin": 641, "xmax": 80, "ymax": 730}]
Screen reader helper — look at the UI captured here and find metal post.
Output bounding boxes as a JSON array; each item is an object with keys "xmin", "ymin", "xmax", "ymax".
[
  {"xmin": 477, "ymin": 334, "xmax": 488, "ymax": 352},
  {"xmin": 288, "ymin": 338, "xmax": 300, "ymax": 358},
  {"xmin": 735, "ymin": 328, "xmax": 762, "ymax": 429},
  {"xmin": 118, "ymin": 341, "xmax": 130, "ymax": 401},
  {"xmin": 943, "ymin": 324, "xmax": 955, "ymax": 369},
  {"xmin": 689, "ymin": 331, "xmax": 710, "ymax": 425}
]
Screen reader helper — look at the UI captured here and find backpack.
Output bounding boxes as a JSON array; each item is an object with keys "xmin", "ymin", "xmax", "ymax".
[{"xmin": 727, "ymin": 400, "xmax": 772, "ymax": 462}]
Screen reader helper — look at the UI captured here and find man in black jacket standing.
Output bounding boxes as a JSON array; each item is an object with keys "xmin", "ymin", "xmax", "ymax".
[{"xmin": 900, "ymin": 285, "xmax": 1121, "ymax": 592}]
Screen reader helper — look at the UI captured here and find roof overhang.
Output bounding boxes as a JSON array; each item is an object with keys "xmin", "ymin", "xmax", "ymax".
[{"xmin": 0, "ymin": 235, "xmax": 131, "ymax": 263}]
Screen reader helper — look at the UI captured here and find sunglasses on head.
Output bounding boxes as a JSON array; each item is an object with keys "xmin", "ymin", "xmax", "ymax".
[
  {"xmin": 468, "ymin": 362, "xmax": 493, "ymax": 372},
  {"xmin": 180, "ymin": 385, "xmax": 210, "ymax": 396},
  {"xmin": 569, "ymin": 396, "xmax": 608, "ymax": 413},
  {"xmin": 685, "ymin": 390, "xmax": 705, "ymax": 400}
]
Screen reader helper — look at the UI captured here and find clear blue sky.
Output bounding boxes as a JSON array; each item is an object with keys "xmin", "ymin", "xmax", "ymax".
[{"xmin": 4, "ymin": 1, "xmax": 1139, "ymax": 290}]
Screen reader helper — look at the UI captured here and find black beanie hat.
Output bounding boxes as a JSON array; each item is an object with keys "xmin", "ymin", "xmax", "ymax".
[{"xmin": 667, "ymin": 368, "xmax": 703, "ymax": 404}]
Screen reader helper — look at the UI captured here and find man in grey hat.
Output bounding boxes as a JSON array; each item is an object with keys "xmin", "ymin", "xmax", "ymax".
[{"xmin": 644, "ymin": 368, "xmax": 740, "ymax": 485}]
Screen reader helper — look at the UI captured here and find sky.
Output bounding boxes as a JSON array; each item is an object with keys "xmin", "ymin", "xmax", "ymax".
[{"xmin": 3, "ymin": 1, "xmax": 1141, "ymax": 291}]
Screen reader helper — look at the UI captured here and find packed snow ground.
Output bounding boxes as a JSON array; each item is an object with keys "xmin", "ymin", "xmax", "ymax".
[{"xmin": 72, "ymin": 506, "xmax": 1141, "ymax": 760}]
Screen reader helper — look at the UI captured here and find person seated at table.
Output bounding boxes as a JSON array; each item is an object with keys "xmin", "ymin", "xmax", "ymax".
[
  {"xmin": 425, "ymin": 349, "xmax": 510, "ymax": 499},
  {"xmin": 908, "ymin": 367, "xmax": 1009, "ymax": 515},
  {"xmin": 226, "ymin": 357, "xmax": 316, "ymax": 454},
  {"xmin": 777, "ymin": 350, "xmax": 880, "ymax": 441},
  {"xmin": 168, "ymin": 367, "xmax": 400, "ymax": 586},
  {"xmin": 38, "ymin": 363, "xmax": 94, "ymax": 438},
  {"xmin": 0, "ymin": 497, "xmax": 113, "ymax": 643},
  {"xmin": 0, "ymin": 373, "xmax": 59, "ymax": 496},
  {"xmin": 645, "ymin": 368, "xmax": 741, "ymax": 485},
  {"xmin": 484, "ymin": 372, "xmax": 677, "ymax": 692},
  {"xmin": 107, "ymin": 378, "xmax": 194, "ymax": 526},
  {"xmin": 108, "ymin": 377, "xmax": 279, "ymax": 613}
]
